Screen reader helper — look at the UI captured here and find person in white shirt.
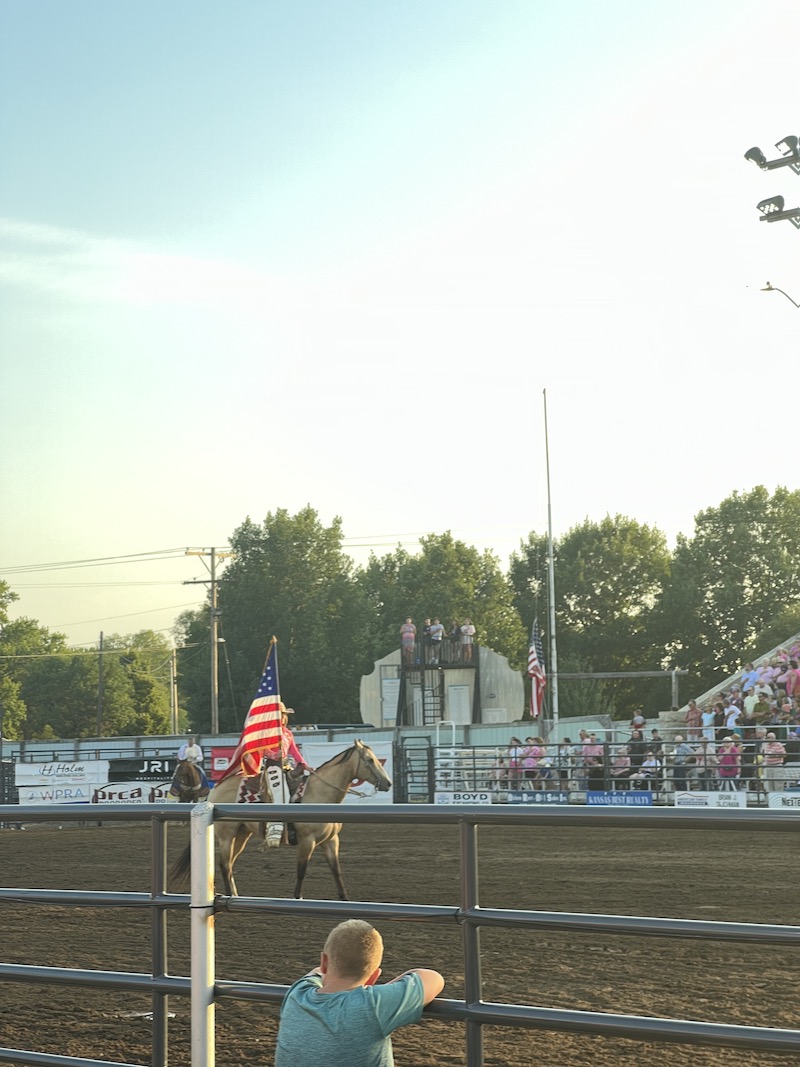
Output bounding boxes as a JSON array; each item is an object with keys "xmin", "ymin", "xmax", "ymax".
[
  {"xmin": 724, "ymin": 704, "xmax": 741, "ymax": 731},
  {"xmin": 177, "ymin": 736, "xmax": 204, "ymax": 764}
]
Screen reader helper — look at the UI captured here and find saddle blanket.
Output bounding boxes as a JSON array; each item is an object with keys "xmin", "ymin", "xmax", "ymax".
[{"xmin": 235, "ymin": 779, "xmax": 265, "ymax": 804}]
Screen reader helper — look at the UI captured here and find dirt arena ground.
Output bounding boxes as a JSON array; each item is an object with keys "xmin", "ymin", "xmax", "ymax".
[{"xmin": 0, "ymin": 818, "xmax": 798, "ymax": 1067}]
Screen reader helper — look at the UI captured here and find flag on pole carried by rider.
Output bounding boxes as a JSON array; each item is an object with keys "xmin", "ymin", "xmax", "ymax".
[
  {"xmin": 219, "ymin": 637, "xmax": 283, "ymax": 781},
  {"xmin": 527, "ymin": 619, "xmax": 547, "ymax": 719}
]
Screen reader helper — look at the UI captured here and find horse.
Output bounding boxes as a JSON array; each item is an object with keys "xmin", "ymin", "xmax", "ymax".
[
  {"xmin": 168, "ymin": 739, "xmax": 392, "ymax": 899},
  {"xmin": 169, "ymin": 760, "xmax": 210, "ymax": 803}
]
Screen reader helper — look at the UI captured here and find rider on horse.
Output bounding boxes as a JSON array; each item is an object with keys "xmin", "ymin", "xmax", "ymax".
[
  {"xmin": 264, "ymin": 706, "xmax": 313, "ymax": 846},
  {"xmin": 170, "ymin": 735, "xmax": 211, "ymax": 798}
]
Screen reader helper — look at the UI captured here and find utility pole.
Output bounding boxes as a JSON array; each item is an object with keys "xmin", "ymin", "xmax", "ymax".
[
  {"xmin": 170, "ymin": 648, "xmax": 179, "ymax": 734},
  {"xmin": 184, "ymin": 547, "xmax": 233, "ymax": 735},
  {"xmin": 96, "ymin": 631, "xmax": 104, "ymax": 736}
]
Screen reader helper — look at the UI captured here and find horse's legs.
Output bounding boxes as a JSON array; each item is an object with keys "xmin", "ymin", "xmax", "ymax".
[
  {"xmin": 320, "ymin": 834, "xmax": 348, "ymax": 901},
  {"xmin": 219, "ymin": 825, "xmax": 252, "ymax": 897},
  {"xmin": 294, "ymin": 837, "xmax": 317, "ymax": 900}
]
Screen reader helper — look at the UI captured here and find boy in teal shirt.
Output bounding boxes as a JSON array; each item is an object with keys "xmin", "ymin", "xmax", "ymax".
[{"xmin": 275, "ymin": 919, "xmax": 444, "ymax": 1067}]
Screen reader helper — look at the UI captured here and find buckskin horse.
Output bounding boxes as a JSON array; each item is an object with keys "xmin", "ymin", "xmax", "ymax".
[{"xmin": 168, "ymin": 739, "xmax": 392, "ymax": 898}]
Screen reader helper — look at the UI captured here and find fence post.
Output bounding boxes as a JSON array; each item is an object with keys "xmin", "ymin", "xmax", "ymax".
[
  {"xmin": 460, "ymin": 818, "xmax": 484, "ymax": 1067},
  {"xmin": 191, "ymin": 802, "xmax": 216, "ymax": 1067}
]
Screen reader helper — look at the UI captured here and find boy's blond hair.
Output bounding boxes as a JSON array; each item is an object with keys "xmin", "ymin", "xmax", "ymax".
[{"xmin": 323, "ymin": 919, "xmax": 383, "ymax": 981}]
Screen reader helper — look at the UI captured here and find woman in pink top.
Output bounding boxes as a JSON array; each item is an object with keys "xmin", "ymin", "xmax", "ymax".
[
  {"xmin": 522, "ymin": 736, "xmax": 545, "ymax": 789},
  {"xmin": 716, "ymin": 737, "xmax": 741, "ymax": 792}
]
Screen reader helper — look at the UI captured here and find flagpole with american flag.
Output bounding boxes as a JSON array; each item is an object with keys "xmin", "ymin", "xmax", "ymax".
[
  {"xmin": 527, "ymin": 619, "xmax": 547, "ymax": 719},
  {"xmin": 219, "ymin": 636, "xmax": 283, "ymax": 782},
  {"xmin": 543, "ymin": 387, "xmax": 559, "ymax": 725}
]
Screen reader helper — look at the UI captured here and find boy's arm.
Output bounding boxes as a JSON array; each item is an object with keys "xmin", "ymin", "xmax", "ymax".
[{"xmin": 389, "ymin": 968, "xmax": 445, "ymax": 1005}]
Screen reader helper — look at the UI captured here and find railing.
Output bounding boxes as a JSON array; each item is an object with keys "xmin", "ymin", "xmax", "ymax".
[
  {"xmin": 400, "ymin": 637, "xmax": 475, "ymax": 668},
  {"xmin": 2, "ymin": 803, "xmax": 800, "ymax": 1067}
]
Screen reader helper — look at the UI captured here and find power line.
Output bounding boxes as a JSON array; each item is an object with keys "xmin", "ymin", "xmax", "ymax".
[
  {"xmin": 0, "ymin": 548, "xmax": 200, "ymax": 575},
  {"xmin": 51, "ymin": 601, "xmax": 202, "ymax": 629}
]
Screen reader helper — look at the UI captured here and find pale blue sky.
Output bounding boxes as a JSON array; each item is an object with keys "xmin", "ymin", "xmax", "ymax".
[{"xmin": 2, "ymin": 0, "xmax": 800, "ymax": 647}]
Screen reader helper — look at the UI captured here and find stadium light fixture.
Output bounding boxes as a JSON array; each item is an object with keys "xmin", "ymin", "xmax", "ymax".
[
  {"xmin": 756, "ymin": 195, "xmax": 800, "ymax": 227},
  {"xmin": 761, "ymin": 281, "xmax": 800, "ymax": 307},
  {"xmin": 744, "ymin": 135, "xmax": 800, "ymax": 174}
]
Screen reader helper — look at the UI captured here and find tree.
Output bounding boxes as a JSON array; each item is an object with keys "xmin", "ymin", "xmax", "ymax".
[
  {"xmin": 19, "ymin": 630, "xmax": 171, "ymax": 739},
  {"xmin": 0, "ymin": 604, "xmax": 68, "ymax": 740},
  {"xmin": 357, "ymin": 532, "xmax": 526, "ymax": 668},
  {"xmin": 177, "ymin": 507, "xmax": 374, "ymax": 729},
  {"xmin": 510, "ymin": 517, "xmax": 671, "ymax": 716},
  {"xmin": 655, "ymin": 486, "xmax": 800, "ymax": 690}
]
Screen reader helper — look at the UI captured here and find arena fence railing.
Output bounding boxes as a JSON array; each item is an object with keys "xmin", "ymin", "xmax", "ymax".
[{"xmin": 1, "ymin": 803, "xmax": 800, "ymax": 1067}]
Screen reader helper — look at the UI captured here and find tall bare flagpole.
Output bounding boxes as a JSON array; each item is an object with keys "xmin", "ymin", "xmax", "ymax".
[{"xmin": 543, "ymin": 389, "xmax": 559, "ymax": 726}]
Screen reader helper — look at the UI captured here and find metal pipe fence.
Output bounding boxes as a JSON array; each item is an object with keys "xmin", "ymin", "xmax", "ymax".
[{"xmin": 0, "ymin": 803, "xmax": 799, "ymax": 1067}]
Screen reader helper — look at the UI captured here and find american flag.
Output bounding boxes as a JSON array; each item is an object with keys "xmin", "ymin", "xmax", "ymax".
[
  {"xmin": 527, "ymin": 619, "xmax": 547, "ymax": 719},
  {"xmin": 219, "ymin": 639, "xmax": 283, "ymax": 780}
]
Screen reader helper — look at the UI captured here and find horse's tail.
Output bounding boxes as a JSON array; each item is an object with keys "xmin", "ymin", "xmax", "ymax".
[{"xmin": 168, "ymin": 844, "xmax": 192, "ymax": 891}]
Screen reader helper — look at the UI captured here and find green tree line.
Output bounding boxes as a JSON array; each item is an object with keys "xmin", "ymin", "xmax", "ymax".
[{"xmin": 3, "ymin": 487, "xmax": 800, "ymax": 739}]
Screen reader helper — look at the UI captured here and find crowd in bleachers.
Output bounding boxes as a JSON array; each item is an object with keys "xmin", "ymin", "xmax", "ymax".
[{"xmin": 488, "ymin": 647, "xmax": 800, "ymax": 797}]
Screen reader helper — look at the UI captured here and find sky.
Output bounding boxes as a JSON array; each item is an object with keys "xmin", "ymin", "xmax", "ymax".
[{"xmin": 2, "ymin": 0, "xmax": 800, "ymax": 649}]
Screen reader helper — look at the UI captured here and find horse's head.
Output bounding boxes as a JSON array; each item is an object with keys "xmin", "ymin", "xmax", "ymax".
[
  {"xmin": 353, "ymin": 739, "xmax": 392, "ymax": 792},
  {"xmin": 173, "ymin": 759, "xmax": 206, "ymax": 802}
]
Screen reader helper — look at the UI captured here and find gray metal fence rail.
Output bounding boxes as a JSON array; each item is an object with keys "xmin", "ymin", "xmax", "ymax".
[{"xmin": 0, "ymin": 803, "xmax": 800, "ymax": 1067}]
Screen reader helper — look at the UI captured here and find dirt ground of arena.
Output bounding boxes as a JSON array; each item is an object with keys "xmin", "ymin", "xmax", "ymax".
[{"xmin": 0, "ymin": 818, "xmax": 797, "ymax": 1067}]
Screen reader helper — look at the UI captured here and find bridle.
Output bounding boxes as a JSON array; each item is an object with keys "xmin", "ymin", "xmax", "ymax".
[{"xmin": 305, "ymin": 745, "xmax": 382, "ymax": 800}]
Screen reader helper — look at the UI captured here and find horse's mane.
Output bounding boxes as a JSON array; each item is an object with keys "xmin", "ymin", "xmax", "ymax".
[{"xmin": 315, "ymin": 743, "xmax": 358, "ymax": 773}]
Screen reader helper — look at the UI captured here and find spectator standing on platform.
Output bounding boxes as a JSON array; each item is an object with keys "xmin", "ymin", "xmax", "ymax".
[
  {"xmin": 507, "ymin": 737, "xmax": 524, "ymax": 788},
  {"xmin": 762, "ymin": 733, "xmax": 787, "ymax": 792},
  {"xmin": 685, "ymin": 700, "xmax": 702, "ymax": 740},
  {"xmin": 447, "ymin": 621, "xmax": 461, "ymax": 663},
  {"xmin": 428, "ymin": 618, "xmax": 445, "ymax": 663},
  {"xmin": 671, "ymin": 735, "xmax": 695, "ymax": 793},
  {"xmin": 558, "ymin": 738, "xmax": 574, "ymax": 790},
  {"xmin": 784, "ymin": 731, "xmax": 800, "ymax": 788},
  {"xmin": 422, "ymin": 618, "xmax": 432, "ymax": 662},
  {"xmin": 724, "ymin": 700, "xmax": 742, "ymax": 732},
  {"xmin": 400, "ymin": 618, "xmax": 416, "ymax": 666},
  {"xmin": 460, "ymin": 619, "xmax": 476, "ymax": 664},
  {"xmin": 630, "ymin": 709, "xmax": 646, "ymax": 731},
  {"xmin": 490, "ymin": 756, "xmax": 508, "ymax": 792},
  {"xmin": 582, "ymin": 733, "xmax": 605, "ymax": 791},
  {"xmin": 700, "ymin": 704, "xmax": 716, "ymax": 742},
  {"xmin": 739, "ymin": 729, "xmax": 763, "ymax": 792},
  {"xmin": 628, "ymin": 729, "xmax": 646, "ymax": 776},
  {"xmin": 692, "ymin": 739, "xmax": 717, "ymax": 790},
  {"xmin": 741, "ymin": 662, "xmax": 760, "ymax": 692},
  {"xmin": 717, "ymin": 737, "xmax": 741, "ymax": 791},
  {"xmin": 753, "ymin": 693, "xmax": 772, "ymax": 726},
  {"xmin": 610, "ymin": 746, "xmax": 632, "ymax": 789},
  {"xmin": 522, "ymin": 737, "xmax": 544, "ymax": 790},
  {"xmin": 649, "ymin": 729, "xmax": 665, "ymax": 758}
]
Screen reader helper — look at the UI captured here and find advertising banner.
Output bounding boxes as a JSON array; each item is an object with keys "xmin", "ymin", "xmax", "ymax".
[
  {"xmin": 210, "ymin": 747, "xmax": 236, "ymax": 777},
  {"xmin": 434, "ymin": 790, "xmax": 493, "ymax": 805},
  {"xmin": 767, "ymin": 791, "xmax": 800, "ymax": 810},
  {"xmin": 92, "ymin": 781, "xmax": 172, "ymax": 804},
  {"xmin": 301, "ymin": 741, "xmax": 394, "ymax": 804},
  {"xmin": 109, "ymin": 757, "xmax": 176, "ymax": 781},
  {"xmin": 673, "ymin": 790, "xmax": 747, "ymax": 808},
  {"xmin": 586, "ymin": 790, "xmax": 654, "ymax": 806},
  {"xmin": 506, "ymin": 790, "xmax": 570, "ymax": 805},
  {"xmin": 16, "ymin": 761, "xmax": 110, "ymax": 805}
]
